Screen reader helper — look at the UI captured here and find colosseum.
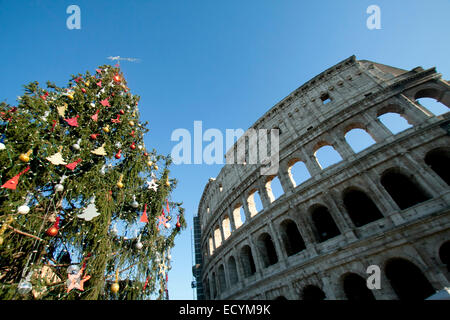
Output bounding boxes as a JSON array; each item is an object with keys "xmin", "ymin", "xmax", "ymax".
[{"xmin": 193, "ymin": 55, "xmax": 450, "ymax": 300}]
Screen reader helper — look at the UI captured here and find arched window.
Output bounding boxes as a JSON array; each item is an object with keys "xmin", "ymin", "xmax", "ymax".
[
  {"xmin": 425, "ymin": 148, "xmax": 450, "ymax": 185},
  {"xmin": 228, "ymin": 256, "xmax": 239, "ymax": 285},
  {"xmin": 247, "ymin": 190, "xmax": 263, "ymax": 217},
  {"xmin": 257, "ymin": 233, "xmax": 278, "ymax": 267},
  {"xmin": 345, "ymin": 128, "xmax": 376, "ymax": 153},
  {"xmin": 314, "ymin": 145, "xmax": 343, "ymax": 169},
  {"xmin": 240, "ymin": 245, "xmax": 256, "ymax": 277},
  {"xmin": 385, "ymin": 258, "xmax": 435, "ymax": 300},
  {"xmin": 343, "ymin": 188, "xmax": 384, "ymax": 227},
  {"xmin": 439, "ymin": 241, "xmax": 450, "ymax": 272},
  {"xmin": 266, "ymin": 176, "xmax": 284, "ymax": 202},
  {"xmin": 232, "ymin": 204, "xmax": 245, "ymax": 229},
  {"xmin": 222, "ymin": 215, "xmax": 232, "ymax": 240},
  {"xmin": 209, "ymin": 236, "xmax": 214, "ymax": 255},
  {"xmin": 218, "ymin": 265, "xmax": 227, "ymax": 292},
  {"xmin": 280, "ymin": 219, "xmax": 306, "ymax": 256},
  {"xmin": 311, "ymin": 205, "xmax": 341, "ymax": 242},
  {"xmin": 302, "ymin": 285, "xmax": 326, "ymax": 300},
  {"xmin": 380, "ymin": 169, "xmax": 431, "ymax": 210},
  {"xmin": 416, "ymin": 97, "xmax": 448, "ymax": 116},
  {"xmin": 214, "ymin": 226, "xmax": 222, "ymax": 248},
  {"xmin": 288, "ymin": 160, "xmax": 311, "ymax": 187},
  {"xmin": 343, "ymin": 273, "xmax": 375, "ymax": 300},
  {"xmin": 378, "ymin": 112, "xmax": 412, "ymax": 134}
]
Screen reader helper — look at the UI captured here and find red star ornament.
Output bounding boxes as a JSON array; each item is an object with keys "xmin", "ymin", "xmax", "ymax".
[
  {"xmin": 100, "ymin": 99, "xmax": 110, "ymax": 107},
  {"xmin": 65, "ymin": 158, "xmax": 82, "ymax": 170},
  {"xmin": 64, "ymin": 115, "xmax": 80, "ymax": 127}
]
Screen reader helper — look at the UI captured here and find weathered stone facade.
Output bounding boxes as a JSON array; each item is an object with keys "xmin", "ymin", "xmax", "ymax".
[{"xmin": 196, "ymin": 56, "xmax": 450, "ymax": 300}]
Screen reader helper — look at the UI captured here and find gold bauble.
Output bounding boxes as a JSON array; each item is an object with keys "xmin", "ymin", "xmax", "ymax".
[
  {"xmin": 129, "ymin": 121, "xmax": 135, "ymax": 126},
  {"xmin": 102, "ymin": 125, "xmax": 110, "ymax": 133},
  {"xmin": 165, "ymin": 180, "xmax": 170, "ymax": 187},
  {"xmin": 154, "ymin": 165, "xmax": 159, "ymax": 171},
  {"xmin": 117, "ymin": 182, "xmax": 124, "ymax": 189},
  {"xmin": 68, "ymin": 94, "xmax": 74, "ymax": 100},
  {"xmin": 111, "ymin": 282, "xmax": 120, "ymax": 294},
  {"xmin": 147, "ymin": 161, "xmax": 153, "ymax": 166}
]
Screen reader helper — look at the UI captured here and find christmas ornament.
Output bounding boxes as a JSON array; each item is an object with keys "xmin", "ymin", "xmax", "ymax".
[
  {"xmin": 111, "ymin": 270, "xmax": 120, "ymax": 294},
  {"xmin": 146, "ymin": 179, "xmax": 158, "ymax": 192},
  {"xmin": 165, "ymin": 179, "xmax": 170, "ymax": 187},
  {"xmin": 100, "ymin": 165, "xmax": 106, "ymax": 175},
  {"xmin": 64, "ymin": 115, "xmax": 79, "ymax": 127},
  {"xmin": 113, "ymin": 74, "xmax": 121, "ymax": 82},
  {"xmin": 96, "ymin": 80, "xmax": 102, "ymax": 87},
  {"xmin": 111, "ymin": 114, "xmax": 121, "ymax": 123},
  {"xmin": 115, "ymin": 149, "xmax": 122, "ymax": 159},
  {"xmin": 65, "ymin": 158, "xmax": 82, "ymax": 170},
  {"xmin": 17, "ymin": 193, "xmax": 33, "ymax": 214},
  {"xmin": 102, "ymin": 125, "xmax": 110, "ymax": 133},
  {"xmin": 128, "ymin": 120, "xmax": 135, "ymax": 126},
  {"xmin": 91, "ymin": 143, "xmax": 107, "ymax": 156},
  {"xmin": 72, "ymin": 138, "xmax": 81, "ymax": 150},
  {"xmin": 100, "ymin": 98, "xmax": 110, "ymax": 107},
  {"xmin": 115, "ymin": 142, "xmax": 122, "ymax": 149},
  {"xmin": 46, "ymin": 216, "xmax": 60, "ymax": 237},
  {"xmin": 0, "ymin": 136, "xmax": 5, "ymax": 150},
  {"xmin": 119, "ymin": 109, "xmax": 125, "ymax": 115},
  {"xmin": 154, "ymin": 165, "xmax": 159, "ymax": 171},
  {"xmin": 130, "ymin": 142, "xmax": 136, "ymax": 150},
  {"xmin": 176, "ymin": 215, "xmax": 181, "ymax": 230},
  {"xmin": 81, "ymin": 88, "xmax": 86, "ymax": 93},
  {"xmin": 78, "ymin": 196, "xmax": 100, "ymax": 221},
  {"xmin": 135, "ymin": 234, "xmax": 143, "ymax": 250},
  {"xmin": 47, "ymin": 147, "xmax": 67, "ymax": 165},
  {"xmin": 66, "ymin": 264, "xmax": 90, "ymax": 293},
  {"xmin": 91, "ymin": 109, "xmax": 100, "ymax": 122},
  {"xmin": 147, "ymin": 160, "xmax": 153, "ymax": 166},
  {"xmin": 1, "ymin": 166, "xmax": 30, "ymax": 190},
  {"xmin": 156, "ymin": 211, "xmax": 169, "ymax": 231},
  {"xmin": 140, "ymin": 203, "xmax": 148, "ymax": 223},
  {"xmin": 131, "ymin": 195, "xmax": 139, "ymax": 208},
  {"xmin": 90, "ymin": 133, "xmax": 99, "ymax": 140},
  {"xmin": 17, "ymin": 279, "xmax": 33, "ymax": 295},
  {"xmin": 67, "ymin": 264, "xmax": 80, "ymax": 275},
  {"xmin": 84, "ymin": 81, "xmax": 90, "ymax": 86},
  {"xmin": 116, "ymin": 174, "xmax": 124, "ymax": 189},
  {"xmin": 19, "ymin": 149, "xmax": 32, "ymax": 162}
]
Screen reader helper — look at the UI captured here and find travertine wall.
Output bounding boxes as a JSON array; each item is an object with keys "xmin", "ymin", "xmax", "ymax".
[{"xmin": 197, "ymin": 55, "xmax": 450, "ymax": 300}]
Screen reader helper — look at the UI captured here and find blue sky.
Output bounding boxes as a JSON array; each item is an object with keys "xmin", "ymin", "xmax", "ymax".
[{"xmin": 0, "ymin": 0, "xmax": 449, "ymax": 300}]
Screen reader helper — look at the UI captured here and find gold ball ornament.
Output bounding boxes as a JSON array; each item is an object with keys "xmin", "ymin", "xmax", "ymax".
[
  {"xmin": 154, "ymin": 165, "xmax": 159, "ymax": 171},
  {"xmin": 111, "ymin": 282, "xmax": 120, "ymax": 294},
  {"xmin": 128, "ymin": 121, "xmax": 135, "ymax": 126},
  {"xmin": 165, "ymin": 180, "xmax": 170, "ymax": 187},
  {"xmin": 147, "ymin": 161, "xmax": 153, "ymax": 167},
  {"xmin": 117, "ymin": 182, "xmax": 124, "ymax": 189},
  {"xmin": 102, "ymin": 125, "xmax": 110, "ymax": 133},
  {"xmin": 67, "ymin": 94, "xmax": 74, "ymax": 100}
]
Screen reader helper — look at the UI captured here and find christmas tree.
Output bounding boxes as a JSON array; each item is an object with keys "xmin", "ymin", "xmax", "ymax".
[{"xmin": 0, "ymin": 65, "xmax": 185, "ymax": 300}]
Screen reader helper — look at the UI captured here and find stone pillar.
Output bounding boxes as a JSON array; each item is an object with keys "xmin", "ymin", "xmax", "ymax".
[
  {"xmin": 248, "ymin": 235, "xmax": 263, "ymax": 274},
  {"xmin": 332, "ymin": 135, "xmax": 355, "ymax": 161},
  {"xmin": 227, "ymin": 207, "xmax": 236, "ymax": 232},
  {"xmin": 300, "ymin": 148, "xmax": 322, "ymax": 176},
  {"xmin": 365, "ymin": 117, "xmax": 393, "ymax": 143},
  {"xmin": 240, "ymin": 194, "xmax": 252, "ymax": 222},
  {"xmin": 292, "ymin": 206, "xmax": 318, "ymax": 254},
  {"xmin": 257, "ymin": 179, "xmax": 272, "ymax": 209},
  {"xmin": 267, "ymin": 221, "xmax": 288, "ymax": 264},
  {"xmin": 320, "ymin": 275, "xmax": 338, "ymax": 300},
  {"xmin": 322, "ymin": 191, "xmax": 357, "ymax": 241},
  {"xmin": 277, "ymin": 161, "xmax": 295, "ymax": 193},
  {"xmin": 394, "ymin": 95, "xmax": 430, "ymax": 125}
]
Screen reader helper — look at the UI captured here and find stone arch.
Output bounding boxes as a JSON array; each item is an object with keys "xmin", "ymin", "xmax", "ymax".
[
  {"xmin": 344, "ymin": 128, "xmax": 376, "ymax": 153},
  {"xmin": 413, "ymin": 85, "xmax": 449, "ymax": 108},
  {"xmin": 265, "ymin": 175, "xmax": 284, "ymax": 202},
  {"xmin": 213, "ymin": 225, "xmax": 222, "ymax": 248},
  {"xmin": 424, "ymin": 147, "xmax": 450, "ymax": 186},
  {"xmin": 301, "ymin": 285, "xmax": 326, "ymax": 300},
  {"xmin": 380, "ymin": 167, "xmax": 431, "ymax": 210},
  {"xmin": 342, "ymin": 187, "xmax": 384, "ymax": 227},
  {"xmin": 232, "ymin": 203, "xmax": 245, "ymax": 229},
  {"xmin": 247, "ymin": 189, "xmax": 263, "ymax": 217},
  {"xmin": 439, "ymin": 241, "xmax": 450, "ymax": 272},
  {"xmin": 310, "ymin": 204, "xmax": 341, "ymax": 242},
  {"xmin": 385, "ymin": 257, "xmax": 435, "ymax": 300},
  {"xmin": 341, "ymin": 272, "xmax": 375, "ymax": 300},
  {"xmin": 222, "ymin": 215, "xmax": 232, "ymax": 240},
  {"xmin": 313, "ymin": 142, "xmax": 343, "ymax": 169},
  {"xmin": 218, "ymin": 264, "xmax": 227, "ymax": 292},
  {"xmin": 287, "ymin": 158, "xmax": 311, "ymax": 187},
  {"xmin": 211, "ymin": 272, "xmax": 217, "ymax": 298},
  {"xmin": 240, "ymin": 245, "xmax": 256, "ymax": 277},
  {"xmin": 228, "ymin": 256, "xmax": 239, "ymax": 285},
  {"xmin": 257, "ymin": 232, "xmax": 279, "ymax": 267},
  {"xmin": 279, "ymin": 219, "xmax": 306, "ymax": 256}
]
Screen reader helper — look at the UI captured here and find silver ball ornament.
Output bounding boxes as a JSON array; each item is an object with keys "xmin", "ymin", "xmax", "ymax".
[
  {"xmin": 135, "ymin": 241, "xmax": 143, "ymax": 250},
  {"xmin": 55, "ymin": 184, "xmax": 64, "ymax": 192},
  {"xmin": 18, "ymin": 205, "xmax": 30, "ymax": 215},
  {"xmin": 17, "ymin": 280, "xmax": 32, "ymax": 295}
]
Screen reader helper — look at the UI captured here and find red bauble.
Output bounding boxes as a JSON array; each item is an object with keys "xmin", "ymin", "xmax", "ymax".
[
  {"xmin": 81, "ymin": 88, "xmax": 86, "ymax": 93},
  {"xmin": 115, "ymin": 150, "xmax": 122, "ymax": 159},
  {"xmin": 46, "ymin": 226, "xmax": 58, "ymax": 237},
  {"xmin": 90, "ymin": 133, "xmax": 99, "ymax": 140},
  {"xmin": 119, "ymin": 109, "xmax": 125, "ymax": 115},
  {"xmin": 130, "ymin": 143, "xmax": 136, "ymax": 150},
  {"xmin": 143, "ymin": 152, "xmax": 148, "ymax": 157}
]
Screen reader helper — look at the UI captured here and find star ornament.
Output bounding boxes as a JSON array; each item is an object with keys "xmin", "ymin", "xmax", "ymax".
[
  {"xmin": 146, "ymin": 179, "xmax": 158, "ymax": 192},
  {"xmin": 156, "ymin": 212, "xmax": 168, "ymax": 231},
  {"xmin": 66, "ymin": 269, "xmax": 91, "ymax": 293}
]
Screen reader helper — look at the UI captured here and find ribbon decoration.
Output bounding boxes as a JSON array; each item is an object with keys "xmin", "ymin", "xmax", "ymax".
[
  {"xmin": 140, "ymin": 203, "xmax": 148, "ymax": 223},
  {"xmin": 1, "ymin": 166, "xmax": 30, "ymax": 190}
]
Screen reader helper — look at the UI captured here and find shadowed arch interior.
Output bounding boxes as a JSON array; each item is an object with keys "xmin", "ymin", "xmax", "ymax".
[
  {"xmin": 280, "ymin": 219, "xmax": 306, "ymax": 256},
  {"xmin": 385, "ymin": 258, "xmax": 435, "ymax": 300},
  {"xmin": 343, "ymin": 188, "xmax": 384, "ymax": 227},
  {"xmin": 302, "ymin": 285, "xmax": 326, "ymax": 300},
  {"xmin": 343, "ymin": 273, "xmax": 375, "ymax": 300},
  {"xmin": 425, "ymin": 148, "xmax": 450, "ymax": 186},
  {"xmin": 380, "ymin": 169, "xmax": 431, "ymax": 210},
  {"xmin": 311, "ymin": 205, "xmax": 341, "ymax": 242},
  {"xmin": 228, "ymin": 256, "xmax": 239, "ymax": 285},
  {"xmin": 439, "ymin": 241, "xmax": 450, "ymax": 272},
  {"xmin": 218, "ymin": 265, "xmax": 227, "ymax": 292},
  {"xmin": 240, "ymin": 245, "xmax": 256, "ymax": 277},
  {"xmin": 257, "ymin": 233, "xmax": 278, "ymax": 267}
]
